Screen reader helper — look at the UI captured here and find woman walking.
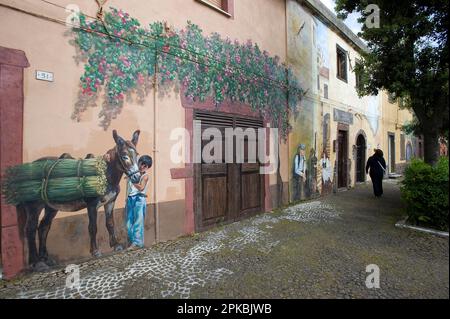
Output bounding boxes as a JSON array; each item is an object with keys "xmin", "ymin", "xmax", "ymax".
[{"xmin": 366, "ymin": 149, "xmax": 387, "ymax": 197}]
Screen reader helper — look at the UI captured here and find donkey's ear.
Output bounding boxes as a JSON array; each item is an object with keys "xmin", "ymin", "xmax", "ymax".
[
  {"xmin": 131, "ymin": 130, "xmax": 140, "ymax": 146},
  {"xmin": 113, "ymin": 129, "xmax": 125, "ymax": 146}
]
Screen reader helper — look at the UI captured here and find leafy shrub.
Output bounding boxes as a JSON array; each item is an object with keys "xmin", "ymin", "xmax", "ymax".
[{"xmin": 400, "ymin": 157, "xmax": 449, "ymax": 231}]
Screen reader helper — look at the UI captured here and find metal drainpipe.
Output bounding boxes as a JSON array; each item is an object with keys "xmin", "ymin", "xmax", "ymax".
[{"xmin": 153, "ymin": 49, "xmax": 159, "ymax": 243}]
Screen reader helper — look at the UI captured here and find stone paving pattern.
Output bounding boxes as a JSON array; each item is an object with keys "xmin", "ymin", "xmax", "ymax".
[{"xmin": 0, "ymin": 180, "xmax": 448, "ymax": 299}]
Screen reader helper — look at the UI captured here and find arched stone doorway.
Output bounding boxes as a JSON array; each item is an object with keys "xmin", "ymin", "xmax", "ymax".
[{"xmin": 355, "ymin": 133, "xmax": 366, "ymax": 183}]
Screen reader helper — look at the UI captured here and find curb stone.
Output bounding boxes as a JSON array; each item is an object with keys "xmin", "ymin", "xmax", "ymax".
[{"xmin": 395, "ymin": 219, "xmax": 449, "ymax": 238}]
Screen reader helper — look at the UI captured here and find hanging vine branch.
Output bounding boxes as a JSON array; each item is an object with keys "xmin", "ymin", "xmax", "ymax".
[{"xmin": 69, "ymin": 7, "xmax": 304, "ymax": 137}]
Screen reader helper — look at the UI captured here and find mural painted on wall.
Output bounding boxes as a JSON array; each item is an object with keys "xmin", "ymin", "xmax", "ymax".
[
  {"xmin": 2, "ymin": 130, "xmax": 143, "ymax": 271},
  {"xmin": 307, "ymin": 142, "xmax": 320, "ymax": 198},
  {"xmin": 365, "ymin": 95, "xmax": 380, "ymax": 135},
  {"xmin": 292, "ymin": 140, "xmax": 321, "ymax": 200},
  {"xmin": 314, "ymin": 17, "xmax": 330, "ymax": 80},
  {"xmin": 320, "ymin": 113, "xmax": 333, "ymax": 195},
  {"xmin": 288, "ymin": 91, "xmax": 316, "ymax": 201},
  {"xmin": 69, "ymin": 7, "xmax": 304, "ymax": 137},
  {"xmin": 287, "ymin": 2, "xmax": 322, "ymax": 201}
]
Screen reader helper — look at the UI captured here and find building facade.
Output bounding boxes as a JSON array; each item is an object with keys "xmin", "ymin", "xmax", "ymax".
[
  {"xmin": 286, "ymin": 0, "xmax": 418, "ymax": 197},
  {"xmin": 0, "ymin": 0, "xmax": 416, "ymax": 279}
]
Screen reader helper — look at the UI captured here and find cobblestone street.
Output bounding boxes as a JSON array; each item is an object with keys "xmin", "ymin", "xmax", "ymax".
[{"xmin": 0, "ymin": 180, "xmax": 448, "ymax": 299}]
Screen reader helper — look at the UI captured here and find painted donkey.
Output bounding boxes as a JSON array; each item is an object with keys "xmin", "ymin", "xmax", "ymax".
[{"xmin": 18, "ymin": 130, "xmax": 141, "ymax": 271}]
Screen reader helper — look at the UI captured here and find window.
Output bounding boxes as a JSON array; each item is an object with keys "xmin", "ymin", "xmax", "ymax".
[
  {"xmin": 324, "ymin": 84, "xmax": 328, "ymax": 99},
  {"xmin": 355, "ymin": 61, "xmax": 363, "ymax": 90},
  {"xmin": 400, "ymin": 134, "xmax": 406, "ymax": 160},
  {"xmin": 336, "ymin": 45, "xmax": 348, "ymax": 82},
  {"xmin": 196, "ymin": 0, "xmax": 234, "ymax": 17}
]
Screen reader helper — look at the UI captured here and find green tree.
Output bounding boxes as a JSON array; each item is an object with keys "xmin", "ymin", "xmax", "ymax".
[{"xmin": 335, "ymin": 0, "xmax": 449, "ymax": 165}]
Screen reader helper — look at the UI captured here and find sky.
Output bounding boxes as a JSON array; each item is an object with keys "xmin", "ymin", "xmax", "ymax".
[{"xmin": 319, "ymin": 0, "xmax": 363, "ymax": 35}]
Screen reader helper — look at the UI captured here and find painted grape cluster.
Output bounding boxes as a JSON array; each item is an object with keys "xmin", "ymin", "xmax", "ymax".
[{"xmin": 71, "ymin": 7, "xmax": 303, "ymax": 136}]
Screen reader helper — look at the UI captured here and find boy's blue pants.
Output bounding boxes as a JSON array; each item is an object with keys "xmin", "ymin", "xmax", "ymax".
[{"xmin": 126, "ymin": 195, "xmax": 146, "ymax": 247}]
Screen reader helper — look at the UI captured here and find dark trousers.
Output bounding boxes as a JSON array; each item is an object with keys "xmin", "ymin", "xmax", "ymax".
[
  {"xmin": 293, "ymin": 174, "xmax": 304, "ymax": 200},
  {"xmin": 370, "ymin": 174, "xmax": 383, "ymax": 197}
]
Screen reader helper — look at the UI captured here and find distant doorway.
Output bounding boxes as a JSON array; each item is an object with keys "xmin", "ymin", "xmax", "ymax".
[
  {"xmin": 388, "ymin": 133, "xmax": 396, "ymax": 173},
  {"xmin": 356, "ymin": 134, "xmax": 366, "ymax": 182},
  {"xmin": 337, "ymin": 129, "xmax": 348, "ymax": 188}
]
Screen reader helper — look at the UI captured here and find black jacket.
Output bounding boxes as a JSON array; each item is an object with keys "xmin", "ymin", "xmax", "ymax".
[{"xmin": 366, "ymin": 155, "xmax": 386, "ymax": 177}]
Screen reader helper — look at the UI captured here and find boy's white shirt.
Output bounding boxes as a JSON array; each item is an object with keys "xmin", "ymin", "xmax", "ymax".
[{"xmin": 127, "ymin": 172, "xmax": 149, "ymax": 197}]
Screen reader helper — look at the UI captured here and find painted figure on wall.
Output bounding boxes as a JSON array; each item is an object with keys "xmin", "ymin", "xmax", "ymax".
[
  {"xmin": 293, "ymin": 144, "xmax": 307, "ymax": 201},
  {"xmin": 2, "ymin": 130, "xmax": 141, "ymax": 271},
  {"xmin": 320, "ymin": 149, "xmax": 333, "ymax": 195},
  {"xmin": 126, "ymin": 155, "xmax": 152, "ymax": 250}
]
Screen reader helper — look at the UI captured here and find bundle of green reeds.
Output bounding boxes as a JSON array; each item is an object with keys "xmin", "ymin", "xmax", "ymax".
[{"xmin": 2, "ymin": 157, "xmax": 108, "ymax": 205}]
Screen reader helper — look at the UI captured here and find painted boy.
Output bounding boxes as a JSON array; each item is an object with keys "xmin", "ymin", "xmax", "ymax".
[{"xmin": 126, "ymin": 155, "xmax": 152, "ymax": 250}]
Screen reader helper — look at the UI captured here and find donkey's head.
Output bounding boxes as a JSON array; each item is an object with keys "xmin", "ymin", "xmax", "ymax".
[{"xmin": 112, "ymin": 129, "xmax": 141, "ymax": 184}]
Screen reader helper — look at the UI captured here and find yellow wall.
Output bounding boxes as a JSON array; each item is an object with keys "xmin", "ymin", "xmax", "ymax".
[{"xmin": 380, "ymin": 92, "xmax": 415, "ymax": 171}]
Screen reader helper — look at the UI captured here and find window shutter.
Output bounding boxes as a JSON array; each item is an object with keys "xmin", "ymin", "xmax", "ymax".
[
  {"xmin": 235, "ymin": 117, "xmax": 264, "ymax": 129},
  {"xmin": 195, "ymin": 111, "xmax": 234, "ymax": 128},
  {"xmin": 206, "ymin": 0, "xmax": 223, "ymax": 9}
]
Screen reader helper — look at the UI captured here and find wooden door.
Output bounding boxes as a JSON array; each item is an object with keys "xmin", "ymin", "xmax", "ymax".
[
  {"xmin": 195, "ymin": 112, "xmax": 233, "ymax": 229},
  {"xmin": 235, "ymin": 117, "xmax": 265, "ymax": 219},
  {"xmin": 337, "ymin": 130, "xmax": 348, "ymax": 188},
  {"xmin": 194, "ymin": 111, "xmax": 264, "ymax": 231}
]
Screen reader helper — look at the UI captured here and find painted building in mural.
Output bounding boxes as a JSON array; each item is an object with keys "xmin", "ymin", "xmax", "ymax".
[{"xmin": 0, "ymin": 0, "xmax": 417, "ymax": 279}]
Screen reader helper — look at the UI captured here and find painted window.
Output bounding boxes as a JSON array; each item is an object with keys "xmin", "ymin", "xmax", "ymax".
[
  {"xmin": 336, "ymin": 45, "xmax": 348, "ymax": 82},
  {"xmin": 196, "ymin": 0, "xmax": 233, "ymax": 17},
  {"xmin": 355, "ymin": 60, "xmax": 363, "ymax": 90}
]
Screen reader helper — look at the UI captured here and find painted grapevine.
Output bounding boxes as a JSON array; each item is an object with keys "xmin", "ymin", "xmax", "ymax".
[{"xmin": 70, "ymin": 8, "xmax": 303, "ymax": 137}]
